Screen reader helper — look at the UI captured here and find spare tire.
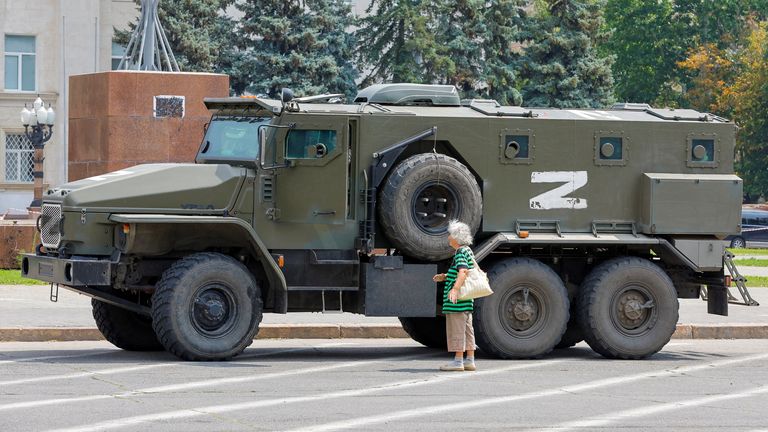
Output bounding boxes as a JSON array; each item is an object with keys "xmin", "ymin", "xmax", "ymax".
[{"xmin": 379, "ymin": 153, "xmax": 482, "ymax": 261}]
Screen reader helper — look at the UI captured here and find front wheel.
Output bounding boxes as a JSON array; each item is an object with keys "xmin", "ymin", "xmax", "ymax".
[
  {"xmin": 474, "ymin": 258, "xmax": 569, "ymax": 358},
  {"xmin": 152, "ymin": 252, "xmax": 263, "ymax": 361},
  {"xmin": 577, "ymin": 257, "xmax": 678, "ymax": 360}
]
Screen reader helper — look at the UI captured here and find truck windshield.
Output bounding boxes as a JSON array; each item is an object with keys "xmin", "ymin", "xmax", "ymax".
[{"xmin": 196, "ymin": 116, "xmax": 271, "ymax": 164}]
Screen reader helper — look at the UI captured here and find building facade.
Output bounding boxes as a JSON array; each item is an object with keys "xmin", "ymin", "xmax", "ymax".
[{"xmin": 0, "ymin": 0, "xmax": 137, "ymax": 213}]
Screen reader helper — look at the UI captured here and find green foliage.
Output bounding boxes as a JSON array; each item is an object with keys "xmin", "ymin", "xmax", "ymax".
[
  {"xmin": 522, "ymin": 0, "xmax": 614, "ymax": 108},
  {"xmin": 235, "ymin": 0, "xmax": 358, "ymax": 98},
  {"xmin": 0, "ymin": 269, "xmax": 47, "ymax": 285},
  {"xmin": 356, "ymin": 0, "xmax": 451, "ymax": 85},
  {"xmin": 115, "ymin": 0, "xmax": 236, "ymax": 73},
  {"xmin": 477, "ymin": 0, "xmax": 527, "ymax": 105}
]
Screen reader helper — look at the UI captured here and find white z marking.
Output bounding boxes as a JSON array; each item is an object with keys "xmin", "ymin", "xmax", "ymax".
[{"xmin": 530, "ymin": 171, "xmax": 588, "ymax": 210}]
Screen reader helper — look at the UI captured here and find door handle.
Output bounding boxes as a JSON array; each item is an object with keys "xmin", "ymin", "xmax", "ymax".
[{"xmin": 313, "ymin": 210, "xmax": 336, "ymax": 216}]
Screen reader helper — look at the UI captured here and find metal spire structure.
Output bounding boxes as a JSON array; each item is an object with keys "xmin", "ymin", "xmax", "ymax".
[{"xmin": 117, "ymin": 0, "xmax": 180, "ymax": 72}]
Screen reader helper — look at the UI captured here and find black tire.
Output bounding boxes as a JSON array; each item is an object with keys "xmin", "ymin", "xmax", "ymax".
[
  {"xmin": 474, "ymin": 258, "xmax": 569, "ymax": 358},
  {"xmin": 577, "ymin": 257, "xmax": 678, "ymax": 360},
  {"xmin": 151, "ymin": 252, "xmax": 263, "ymax": 361},
  {"xmin": 398, "ymin": 316, "xmax": 447, "ymax": 349},
  {"xmin": 379, "ymin": 153, "xmax": 482, "ymax": 261},
  {"xmin": 92, "ymin": 299, "xmax": 163, "ymax": 351},
  {"xmin": 730, "ymin": 236, "xmax": 746, "ymax": 248},
  {"xmin": 555, "ymin": 309, "xmax": 584, "ymax": 349}
]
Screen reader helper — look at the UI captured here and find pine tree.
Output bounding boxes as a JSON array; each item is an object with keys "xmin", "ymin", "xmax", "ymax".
[
  {"xmin": 480, "ymin": 0, "xmax": 527, "ymax": 105},
  {"xmin": 521, "ymin": 0, "xmax": 614, "ymax": 108},
  {"xmin": 114, "ymin": 0, "xmax": 236, "ymax": 73},
  {"xmin": 356, "ymin": 0, "xmax": 452, "ymax": 85},
  {"xmin": 236, "ymin": 0, "xmax": 358, "ymax": 98}
]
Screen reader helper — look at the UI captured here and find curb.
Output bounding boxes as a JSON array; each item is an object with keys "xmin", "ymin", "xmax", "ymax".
[{"xmin": 2, "ymin": 324, "xmax": 768, "ymax": 342}]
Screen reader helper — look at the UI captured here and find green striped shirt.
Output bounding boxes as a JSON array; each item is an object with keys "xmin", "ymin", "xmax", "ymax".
[{"xmin": 442, "ymin": 246, "xmax": 475, "ymax": 313}]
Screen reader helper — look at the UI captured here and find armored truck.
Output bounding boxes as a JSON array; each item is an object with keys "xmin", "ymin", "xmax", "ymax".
[{"xmin": 22, "ymin": 84, "xmax": 751, "ymax": 361}]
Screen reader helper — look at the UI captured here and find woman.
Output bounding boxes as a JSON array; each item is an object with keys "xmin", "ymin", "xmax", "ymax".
[{"xmin": 432, "ymin": 220, "xmax": 477, "ymax": 372}]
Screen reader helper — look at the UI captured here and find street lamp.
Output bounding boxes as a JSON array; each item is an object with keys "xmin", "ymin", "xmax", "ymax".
[{"xmin": 20, "ymin": 96, "xmax": 55, "ymax": 210}]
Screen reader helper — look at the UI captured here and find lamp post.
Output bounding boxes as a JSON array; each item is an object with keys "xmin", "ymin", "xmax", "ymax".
[{"xmin": 20, "ymin": 96, "xmax": 55, "ymax": 211}]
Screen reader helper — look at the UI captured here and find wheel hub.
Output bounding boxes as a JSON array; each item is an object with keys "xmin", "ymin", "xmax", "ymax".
[
  {"xmin": 192, "ymin": 287, "xmax": 233, "ymax": 333},
  {"xmin": 503, "ymin": 287, "xmax": 541, "ymax": 332},
  {"xmin": 411, "ymin": 183, "xmax": 458, "ymax": 233},
  {"xmin": 616, "ymin": 290, "xmax": 653, "ymax": 330}
]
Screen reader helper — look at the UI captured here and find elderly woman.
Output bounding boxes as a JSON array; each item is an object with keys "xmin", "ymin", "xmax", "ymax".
[{"xmin": 432, "ymin": 220, "xmax": 477, "ymax": 372}]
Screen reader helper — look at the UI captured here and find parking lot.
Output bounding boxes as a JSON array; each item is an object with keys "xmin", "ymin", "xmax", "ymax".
[{"xmin": 2, "ymin": 339, "xmax": 768, "ymax": 432}]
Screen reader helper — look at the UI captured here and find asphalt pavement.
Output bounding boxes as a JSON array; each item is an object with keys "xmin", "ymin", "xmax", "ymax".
[{"xmin": 1, "ymin": 338, "xmax": 767, "ymax": 431}]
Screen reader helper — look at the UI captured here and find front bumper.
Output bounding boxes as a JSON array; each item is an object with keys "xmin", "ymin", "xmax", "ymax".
[{"xmin": 21, "ymin": 253, "xmax": 112, "ymax": 286}]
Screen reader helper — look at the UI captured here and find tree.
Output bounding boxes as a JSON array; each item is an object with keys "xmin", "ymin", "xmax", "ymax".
[
  {"xmin": 356, "ymin": 0, "xmax": 451, "ymax": 85},
  {"xmin": 676, "ymin": 43, "xmax": 738, "ymax": 115},
  {"xmin": 522, "ymin": 0, "xmax": 614, "ymax": 108},
  {"xmin": 480, "ymin": 0, "xmax": 527, "ymax": 105},
  {"xmin": 729, "ymin": 22, "xmax": 768, "ymax": 200},
  {"xmin": 235, "ymin": 0, "xmax": 358, "ymax": 98},
  {"xmin": 115, "ymin": 0, "xmax": 236, "ymax": 73}
]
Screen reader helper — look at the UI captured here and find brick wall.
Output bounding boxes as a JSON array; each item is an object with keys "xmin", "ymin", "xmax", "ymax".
[{"xmin": 0, "ymin": 222, "xmax": 36, "ymax": 269}]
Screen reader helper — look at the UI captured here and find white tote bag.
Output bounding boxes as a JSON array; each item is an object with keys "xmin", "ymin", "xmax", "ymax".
[{"xmin": 457, "ymin": 248, "xmax": 493, "ymax": 301}]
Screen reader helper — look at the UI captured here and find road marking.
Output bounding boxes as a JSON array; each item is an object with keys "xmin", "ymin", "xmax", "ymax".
[
  {"xmin": 545, "ymin": 384, "xmax": 768, "ymax": 431},
  {"xmin": 288, "ymin": 352, "xmax": 768, "ymax": 432},
  {"xmin": 0, "ymin": 363, "xmax": 175, "ymax": 387},
  {"xmin": 0, "ymin": 350, "xmax": 438, "ymax": 413},
  {"xmin": 46, "ymin": 360, "xmax": 562, "ymax": 432},
  {"xmin": 0, "ymin": 350, "xmax": 117, "ymax": 365}
]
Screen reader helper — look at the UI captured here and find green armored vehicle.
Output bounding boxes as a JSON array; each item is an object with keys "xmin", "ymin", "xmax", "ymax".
[{"xmin": 22, "ymin": 83, "xmax": 754, "ymax": 361}]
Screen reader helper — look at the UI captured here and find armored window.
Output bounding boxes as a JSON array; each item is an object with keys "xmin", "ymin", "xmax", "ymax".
[
  {"xmin": 499, "ymin": 129, "xmax": 534, "ymax": 164},
  {"xmin": 687, "ymin": 134, "xmax": 718, "ymax": 168},
  {"xmin": 594, "ymin": 132, "xmax": 627, "ymax": 166},
  {"xmin": 5, "ymin": 133, "xmax": 34, "ymax": 183},
  {"xmin": 286, "ymin": 130, "xmax": 337, "ymax": 159},
  {"xmin": 4, "ymin": 35, "xmax": 35, "ymax": 92}
]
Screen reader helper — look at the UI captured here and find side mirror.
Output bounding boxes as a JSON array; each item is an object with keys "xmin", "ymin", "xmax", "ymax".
[{"xmin": 281, "ymin": 88, "xmax": 294, "ymax": 104}]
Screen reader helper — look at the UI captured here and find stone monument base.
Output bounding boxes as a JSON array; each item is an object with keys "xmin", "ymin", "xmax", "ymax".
[{"xmin": 68, "ymin": 71, "xmax": 229, "ymax": 181}]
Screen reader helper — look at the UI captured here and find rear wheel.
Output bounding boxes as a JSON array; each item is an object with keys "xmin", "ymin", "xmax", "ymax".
[
  {"xmin": 474, "ymin": 258, "xmax": 569, "ymax": 358},
  {"xmin": 398, "ymin": 316, "xmax": 447, "ymax": 349},
  {"xmin": 578, "ymin": 257, "xmax": 678, "ymax": 360},
  {"xmin": 151, "ymin": 252, "xmax": 263, "ymax": 361},
  {"xmin": 730, "ymin": 236, "xmax": 746, "ymax": 248},
  {"xmin": 92, "ymin": 299, "xmax": 163, "ymax": 351}
]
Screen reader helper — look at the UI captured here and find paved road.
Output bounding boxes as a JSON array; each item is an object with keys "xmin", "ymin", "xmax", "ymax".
[{"xmin": 1, "ymin": 339, "xmax": 767, "ymax": 431}]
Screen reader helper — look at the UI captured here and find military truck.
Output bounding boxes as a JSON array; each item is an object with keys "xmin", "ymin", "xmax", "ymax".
[{"xmin": 22, "ymin": 83, "xmax": 754, "ymax": 361}]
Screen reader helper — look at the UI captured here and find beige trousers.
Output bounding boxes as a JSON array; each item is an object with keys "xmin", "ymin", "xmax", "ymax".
[{"xmin": 445, "ymin": 311, "xmax": 475, "ymax": 352}]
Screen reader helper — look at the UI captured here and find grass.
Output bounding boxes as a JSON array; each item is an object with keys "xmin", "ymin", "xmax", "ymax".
[
  {"xmin": 0, "ymin": 269, "xmax": 48, "ymax": 285},
  {"xmin": 729, "ymin": 248, "xmax": 768, "ymax": 256},
  {"xmin": 733, "ymin": 258, "xmax": 768, "ymax": 267},
  {"xmin": 744, "ymin": 276, "xmax": 768, "ymax": 288}
]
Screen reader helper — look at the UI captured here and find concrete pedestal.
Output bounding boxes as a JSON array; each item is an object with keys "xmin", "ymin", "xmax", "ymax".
[{"xmin": 68, "ymin": 71, "xmax": 229, "ymax": 181}]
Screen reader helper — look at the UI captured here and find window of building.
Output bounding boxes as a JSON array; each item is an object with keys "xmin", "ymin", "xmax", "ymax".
[
  {"xmin": 112, "ymin": 42, "xmax": 126, "ymax": 70},
  {"xmin": 4, "ymin": 35, "xmax": 36, "ymax": 92},
  {"xmin": 286, "ymin": 130, "xmax": 337, "ymax": 159},
  {"xmin": 5, "ymin": 133, "xmax": 34, "ymax": 183}
]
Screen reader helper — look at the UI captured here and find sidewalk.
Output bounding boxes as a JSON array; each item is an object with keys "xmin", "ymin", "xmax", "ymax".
[{"xmin": 1, "ymin": 281, "xmax": 767, "ymax": 341}]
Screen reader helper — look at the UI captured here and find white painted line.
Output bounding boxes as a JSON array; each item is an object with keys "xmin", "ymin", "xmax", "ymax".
[
  {"xmin": 1, "ymin": 350, "xmax": 438, "ymax": 413},
  {"xmin": 46, "ymin": 360, "xmax": 562, "ymax": 432},
  {"xmin": 288, "ymin": 352, "xmax": 768, "ymax": 432},
  {"xmin": 0, "ymin": 350, "xmax": 117, "ymax": 365},
  {"xmin": 0, "ymin": 363, "xmax": 175, "ymax": 387},
  {"xmin": 546, "ymin": 384, "xmax": 768, "ymax": 431}
]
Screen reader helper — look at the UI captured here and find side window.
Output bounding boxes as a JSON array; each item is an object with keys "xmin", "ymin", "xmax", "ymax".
[
  {"xmin": 286, "ymin": 130, "xmax": 337, "ymax": 159},
  {"xmin": 594, "ymin": 131, "xmax": 627, "ymax": 166},
  {"xmin": 687, "ymin": 134, "xmax": 718, "ymax": 168},
  {"xmin": 499, "ymin": 129, "xmax": 534, "ymax": 165}
]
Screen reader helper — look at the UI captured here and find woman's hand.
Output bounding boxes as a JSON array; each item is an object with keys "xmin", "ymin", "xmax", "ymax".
[
  {"xmin": 432, "ymin": 273, "xmax": 446, "ymax": 282},
  {"xmin": 448, "ymin": 288, "xmax": 459, "ymax": 304}
]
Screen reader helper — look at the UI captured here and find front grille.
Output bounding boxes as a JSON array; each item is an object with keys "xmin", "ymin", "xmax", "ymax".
[{"xmin": 40, "ymin": 203, "xmax": 63, "ymax": 249}]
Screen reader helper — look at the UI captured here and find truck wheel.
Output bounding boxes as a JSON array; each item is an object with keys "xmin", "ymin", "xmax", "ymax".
[
  {"xmin": 151, "ymin": 252, "xmax": 263, "ymax": 361},
  {"xmin": 577, "ymin": 257, "xmax": 678, "ymax": 360},
  {"xmin": 398, "ymin": 316, "xmax": 447, "ymax": 349},
  {"xmin": 555, "ymin": 312, "xmax": 584, "ymax": 349},
  {"xmin": 92, "ymin": 299, "xmax": 163, "ymax": 351},
  {"xmin": 379, "ymin": 153, "xmax": 482, "ymax": 261},
  {"xmin": 474, "ymin": 258, "xmax": 569, "ymax": 358}
]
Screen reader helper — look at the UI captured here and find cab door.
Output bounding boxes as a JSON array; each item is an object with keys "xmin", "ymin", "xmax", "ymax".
[{"xmin": 272, "ymin": 115, "xmax": 349, "ymax": 226}]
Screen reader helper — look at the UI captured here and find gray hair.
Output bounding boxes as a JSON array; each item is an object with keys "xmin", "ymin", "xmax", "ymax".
[{"xmin": 447, "ymin": 220, "xmax": 473, "ymax": 246}]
